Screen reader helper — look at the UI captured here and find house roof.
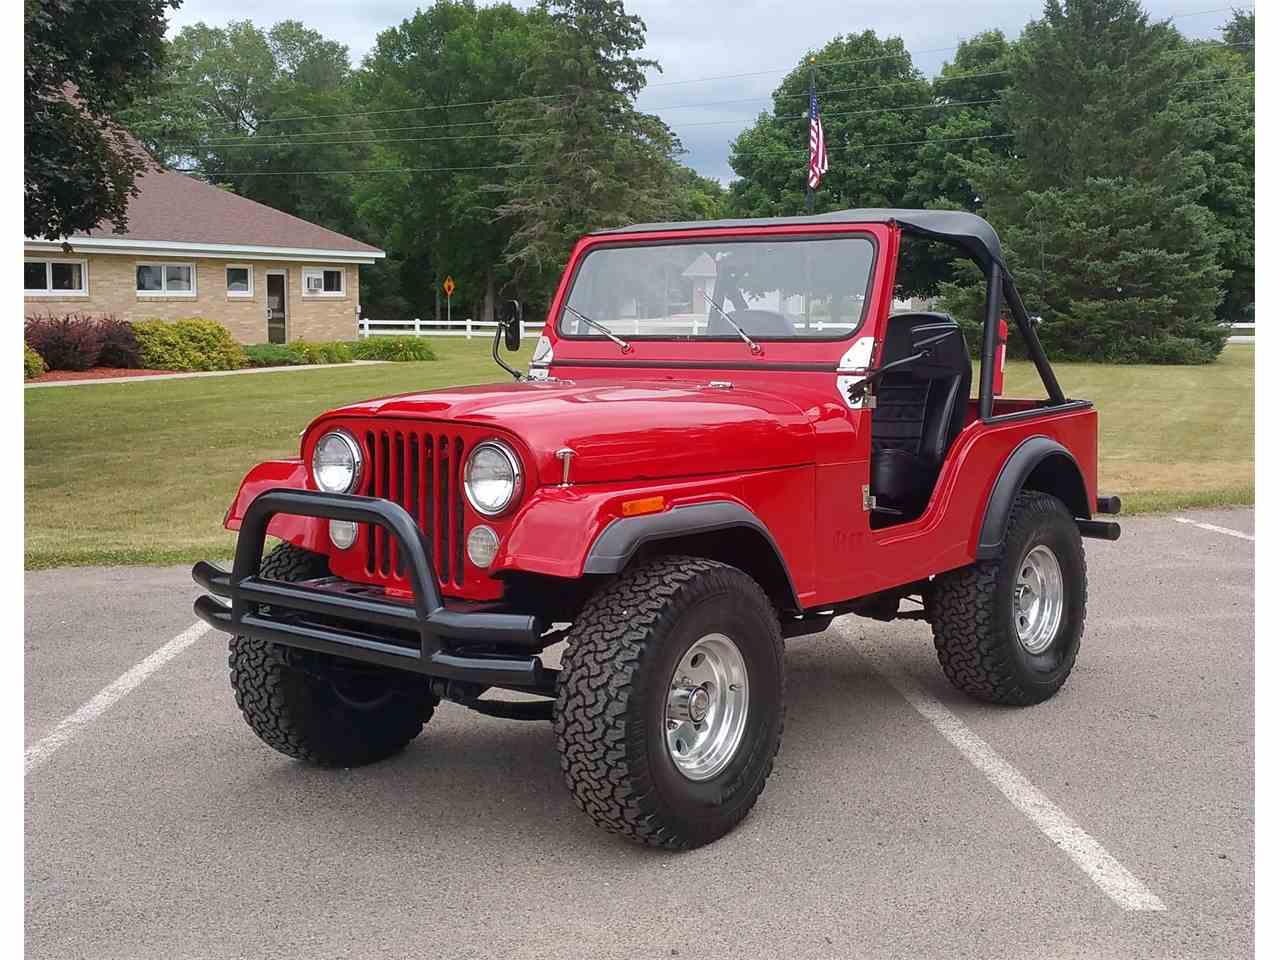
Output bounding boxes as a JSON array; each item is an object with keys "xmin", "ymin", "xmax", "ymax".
[{"xmin": 67, "ymin": 165, "xmax": 383, "ymax": 258}]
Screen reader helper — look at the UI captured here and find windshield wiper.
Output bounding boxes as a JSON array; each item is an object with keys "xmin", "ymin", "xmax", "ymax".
[
  {"xmin": 702, "ymin": 294, "xmax": 762, "ymax": 355},
  {"xmin": 563, "ymin": 305, "xmax": 631, "ymax": 353}
]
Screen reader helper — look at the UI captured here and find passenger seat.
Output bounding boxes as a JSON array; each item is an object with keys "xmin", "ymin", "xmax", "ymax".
[{"xmin": 869, "ymin": 313, "xmax": 971, "ymax": 520}]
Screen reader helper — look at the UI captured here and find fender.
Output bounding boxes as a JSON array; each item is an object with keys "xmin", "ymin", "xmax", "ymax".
[
  {"xmin": 583, "ymin": 501, "xmax": 802, "ymax": 610},
  {"xmin": 223, "ymin": 459, "xmax": 328, "ymax": 553},
  {"xmin": 975, "ymin": 436, "xmax": 1091, "ymax": 560}
]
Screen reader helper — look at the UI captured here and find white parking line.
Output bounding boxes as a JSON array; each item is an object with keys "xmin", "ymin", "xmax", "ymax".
[
  {"xmin": 1173, "ymin": 517, "xmax": 1254, "ymax": 541},
  {"xmin": 24, "ymin": 621, "xmax": 213, "ymax": 775},
  {"xmin": 862, "ymin": 650, "xmax": 1167, "ymax": 912}
]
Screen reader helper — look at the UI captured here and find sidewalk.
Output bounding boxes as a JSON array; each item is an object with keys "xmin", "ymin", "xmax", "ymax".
[{"xmin": 25, "ymin": 359, "xmax": 389, "ymax": 389}]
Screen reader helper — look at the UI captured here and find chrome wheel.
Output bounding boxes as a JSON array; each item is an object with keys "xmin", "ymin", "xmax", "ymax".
[
  {"xmin": 665, "ymin": 633, "xmax": 749, "ymax": 781},
  {"xmin": 1014, "ymin": 544, "xmax": 1064, "ymax": 655}
]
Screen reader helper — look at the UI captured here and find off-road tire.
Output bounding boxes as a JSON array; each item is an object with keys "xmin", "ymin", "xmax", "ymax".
[
  {"xmin": 228, "ymin": 542, "xmax": 434, "ymax": 766},
  {"xmin": 928, "ymin": 491, "xmax": 1087, "ymax": 705},
  {"xmin": 554, "ymin": 555, "xmax": 785, "ymax": 849}
]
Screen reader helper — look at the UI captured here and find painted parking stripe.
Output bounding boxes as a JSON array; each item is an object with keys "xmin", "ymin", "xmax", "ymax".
[
  {"xmin": 1173, "ymin": 517, "xmax": 1254, "ymax": 541},
  {"xmin": 24, "ymin": 621, "xmax": 213, "ymax": 775},
  {"xmin": 862, "ymin": 648, "xmax": 1167, "ymax": 912}
]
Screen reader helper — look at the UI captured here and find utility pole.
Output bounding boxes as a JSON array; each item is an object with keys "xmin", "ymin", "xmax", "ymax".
[{"xmin": 805, "ymin": 58, "xmax": 816, "ymax": 214}]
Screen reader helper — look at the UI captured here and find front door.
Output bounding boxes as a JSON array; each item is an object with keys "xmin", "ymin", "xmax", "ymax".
[{"xmin": 266, "ymin": 272, "xmax": 287, "ymax": 343}]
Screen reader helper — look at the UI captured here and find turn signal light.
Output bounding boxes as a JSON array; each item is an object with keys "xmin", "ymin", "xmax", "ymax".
[{"xmin": 621, "ymin": 496, "xmax": 666, "ymax": 517}]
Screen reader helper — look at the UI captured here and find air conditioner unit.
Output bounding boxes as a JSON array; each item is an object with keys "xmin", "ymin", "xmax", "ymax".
[{"xmin": 306, "ymin": 275, "xmax": 324, "ymax": 293}]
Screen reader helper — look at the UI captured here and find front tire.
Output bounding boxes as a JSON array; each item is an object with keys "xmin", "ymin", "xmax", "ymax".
[
  {"xmin": 228, "ymin": 542, "xmax": 435, "ymax": 767},
  {"xmin": 554, "ymin": 556, "xmax": 785, "ymax": 849},
  {"xmin": 928, "ymin": 491, "xmax": 1087, "ymax": 705}
]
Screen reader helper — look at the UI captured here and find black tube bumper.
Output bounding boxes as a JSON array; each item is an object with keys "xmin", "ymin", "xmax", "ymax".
[{"xmin": 192, "ymin": 488, "xmax": 548, "ymax": 688}]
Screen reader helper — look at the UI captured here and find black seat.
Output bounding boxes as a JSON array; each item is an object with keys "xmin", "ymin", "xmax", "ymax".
[
  {"xmin": 706, "ymin": 309, "xmax": 795, "ymax": 338},
  {"xmin": 870, "ymin": 312, "xmax": 971, "ymax": 518}
]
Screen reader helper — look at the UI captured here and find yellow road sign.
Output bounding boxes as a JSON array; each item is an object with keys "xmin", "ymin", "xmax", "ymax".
[{"xmin": 443, "ymin": 276, "xmax": 455, "ymax": 298}]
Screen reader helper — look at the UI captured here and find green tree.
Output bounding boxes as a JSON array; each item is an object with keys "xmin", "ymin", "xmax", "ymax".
[
  {"xmin": 908, "ymin": 31, "xmax": 1015, "ymax": 213},
  {"xmin": 495, "ymin": 0, "xmax": 680, "ymax": 298},
  {"xmin": 24, "ymin": 0, "xmax": 178, "ymax": 239},
  {"xmin": 1221, "ymin": 8, "xmax": 1254, "ymax": 68},
  {"xmin": 355, "ymin": 1, "xmax": 538, "ymax": 322},
  {"xmin": 667, "ymin": 164, "xmax": 728, "ymax": 221},
  {"xmin": 1177, "ymin": 20, "xmax": 1254, "ymax": 324},
  {"xmin": 124, "ymin": 20, "xmax": 367, "ymax": 235},
  {"xmin": 940, "ymin": 0, "xmax": 1230, "ymax": 363},
  {"xmin": 726, "ymin": 32, "xmax": 933, "ymax": 218}
]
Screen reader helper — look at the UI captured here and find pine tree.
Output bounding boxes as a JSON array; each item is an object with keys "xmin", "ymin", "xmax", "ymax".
[
  {"xmin": 495, "ymin": 0, "xmax": 679, "ymax": 294},
  {"xmin": 944, "ymin": 0, "xmax": 1230, "ymax": 363}
]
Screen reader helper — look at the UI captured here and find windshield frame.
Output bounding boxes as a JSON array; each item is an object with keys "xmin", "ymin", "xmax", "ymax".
[{"xmin": 554, "ymin": 231, "xmax": 880, "ymax": 344}]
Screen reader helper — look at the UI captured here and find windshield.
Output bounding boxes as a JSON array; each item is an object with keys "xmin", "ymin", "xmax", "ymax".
[{"xmin": 559, "ymin": 235, "xmax": 876, "ymax": 341}]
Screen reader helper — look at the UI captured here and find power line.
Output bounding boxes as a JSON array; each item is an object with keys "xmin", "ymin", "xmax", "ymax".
[
  {"xmin": 156, "ymin": 67, "xmax": 1253, "ymax": 153},
  {"xmin": 172, "ymin": 132, "xmax": 1019, "ymax": 178},
  {"xmin": 149, "ymin": 27, "xmax": 1253, "ymax": 135},
  {"xmin": 165, "ymin": 98, "xmax": 1005, "ymax": 151},
  {"xmin": 159, "ymin": 69, "xmax": 1013, "ymax": 148},
  {"xmin": 145, "ymin": 42, "xmax": 1255, "ymax": 149}
]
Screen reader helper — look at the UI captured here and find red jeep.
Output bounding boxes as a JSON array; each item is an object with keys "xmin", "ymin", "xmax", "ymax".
[{"xmin": 194, "ymin": 208, "xmax": 1120, "ymax": 848}]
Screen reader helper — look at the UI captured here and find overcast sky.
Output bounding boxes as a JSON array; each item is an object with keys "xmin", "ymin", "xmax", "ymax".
[{"xmin": 165, "ymin": 0, "xmax": 1241, "ymax": 182}]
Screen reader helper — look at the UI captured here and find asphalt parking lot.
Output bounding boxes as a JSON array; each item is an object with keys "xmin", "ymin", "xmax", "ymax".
[{"xmin": 25, "ymin": 507, "xmax": 1253, "ymax": 959}]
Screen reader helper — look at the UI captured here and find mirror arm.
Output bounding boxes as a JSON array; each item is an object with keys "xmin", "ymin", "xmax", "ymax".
[
  {"xmin": 492, "ymin": 321, "xmax": 523, "ymax": 381},
  {"xmin": 845, "ymin": 348, "xmax": 930, "ymax": 402}
]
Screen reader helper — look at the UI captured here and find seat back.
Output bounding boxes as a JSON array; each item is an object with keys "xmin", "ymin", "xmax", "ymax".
[
  {"xmin": 870, "ymin": 313, "xmax": 971, "ymax": 468},
  {"xmin": 706, "ymin": 309, "xmax": 796, "ymax": 338}
]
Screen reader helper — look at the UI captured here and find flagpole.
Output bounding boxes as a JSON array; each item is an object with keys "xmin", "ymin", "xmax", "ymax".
[{"xmin": 805, "ymin": 57, "xmax": 816, "ymax": 214}]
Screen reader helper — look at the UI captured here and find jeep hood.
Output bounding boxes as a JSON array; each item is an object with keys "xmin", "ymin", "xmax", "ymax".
[{"xmin": 317, "ymin": 379, "xmax": 815, "ymax": 486}]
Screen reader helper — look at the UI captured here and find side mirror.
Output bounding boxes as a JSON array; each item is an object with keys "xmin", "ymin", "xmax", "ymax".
[
  {"xmin": 492, "ymin": 300, "xmax": 525, "ymax": 381},
  {"xmin": 498, "ymin": 300, "xmax": 523, "ymax": 351}
]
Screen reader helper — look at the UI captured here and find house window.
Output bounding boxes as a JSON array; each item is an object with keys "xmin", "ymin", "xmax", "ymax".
[
  {"xmin": 302, "ymin": 267, "xmax": 344, "ymax": 297},
  {"xmin": 24, "ymin": 258, "xmax": 88, "ymax": 296},
  {"xmin": 137, "ymin": 262, "xmax": 197, "ymax": 296},
  {"xmin": 226, "ymin": 264, "xmax": 253, "ymax": 297}
]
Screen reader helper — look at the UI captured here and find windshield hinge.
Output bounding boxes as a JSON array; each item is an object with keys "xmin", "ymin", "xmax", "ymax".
[{"xmin": 862, "ymin": 484, "xmax": 876, "ymax": 512}]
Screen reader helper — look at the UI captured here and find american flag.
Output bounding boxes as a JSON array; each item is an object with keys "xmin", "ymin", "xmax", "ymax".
[{"xmin": 808, "ymin": 91, "xmax": 828, "ymax": 190}]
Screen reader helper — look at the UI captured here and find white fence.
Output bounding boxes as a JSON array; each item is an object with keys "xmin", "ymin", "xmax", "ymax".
[
  {"xmin": 362, "ymin": 315, "xmax": 1257, "ymax": 343},
  {"xmin": 359, "ymin": 317, "xmax": 541, "ymax": 339},
  {"xmin": 1227, "ymin": 322, "xmax": 1254, "ymax": 344}
]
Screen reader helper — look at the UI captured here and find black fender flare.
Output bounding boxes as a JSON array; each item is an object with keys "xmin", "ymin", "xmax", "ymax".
[
  {"xmin": 582, "ymin": 501, "xmax": 801, "ymax": 610},
  {"xmin": 975, "ymin": 436, "xmax": 1091, "ymax": 561}
]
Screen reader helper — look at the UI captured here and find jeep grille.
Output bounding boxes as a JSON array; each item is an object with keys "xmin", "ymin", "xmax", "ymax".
[{"xmin": 361, "ymin": 427, "xmax": 466, "ymax": 587}]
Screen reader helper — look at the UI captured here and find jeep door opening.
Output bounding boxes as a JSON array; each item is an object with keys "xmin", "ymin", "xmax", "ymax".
[{"xmin": 193, "ymin": 208, "xmax": 1120, "ymax": 849}]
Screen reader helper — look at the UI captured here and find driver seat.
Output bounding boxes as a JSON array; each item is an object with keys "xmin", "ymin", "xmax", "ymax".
[{"xmin": 869, "ymin": 313, "xmax": 971, "ymax": 519}]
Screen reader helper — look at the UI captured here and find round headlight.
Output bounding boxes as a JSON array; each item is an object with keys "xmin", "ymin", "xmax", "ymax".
[
  {"xmin": 464, "ymin": 441, "xmax": 522, "ymax": 516},
  {"xmin": 312, "ymin": 430, "xmax": 363, "ymax": 493}
]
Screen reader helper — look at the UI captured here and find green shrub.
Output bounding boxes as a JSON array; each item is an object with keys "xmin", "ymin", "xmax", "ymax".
[
  {"xmin": 352, "ymin": 336, "xmax": 437, "ymax": 362},
  {"xmin": 24, "ymin": 342, "xmax": 46, "ymax": 380},
  {"xmin": 243, "ymin": 341, "xmax": 355, "ymax": 367},
  {"xmin": 244, "ymin": 343, "xmax": 302, "ymax": 367},
  {"xmin": 287, "ymin": 340, "xmax": 355, "ymax": 365},
  {"xmin": 133, "ymin": 318, "xmax": 247, "ymax": 371}
]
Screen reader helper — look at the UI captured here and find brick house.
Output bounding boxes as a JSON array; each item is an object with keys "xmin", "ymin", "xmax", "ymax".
[{"xmin": 24, "ymin": 165, "xmax": 384, "ymax": 343}]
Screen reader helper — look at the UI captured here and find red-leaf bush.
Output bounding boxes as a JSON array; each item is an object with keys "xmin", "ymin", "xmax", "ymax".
[
  {"xmin": 96, "ymin": 316, "xmax": 141, "ymax": 368},
  {"xmin": 24, "ymin": 314, "xmax": 105, "ymax": 371}
]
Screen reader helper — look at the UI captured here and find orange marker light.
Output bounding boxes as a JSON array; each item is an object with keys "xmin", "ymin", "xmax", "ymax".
[{"xmin": 621, "ymin": 495, "xmax": 666, "ymax": 517}]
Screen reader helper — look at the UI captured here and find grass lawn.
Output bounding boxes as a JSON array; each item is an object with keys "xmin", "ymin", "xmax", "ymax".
[{"xmin": 24, "ymin": 340, "xmax": 1252, "ymax": 569}]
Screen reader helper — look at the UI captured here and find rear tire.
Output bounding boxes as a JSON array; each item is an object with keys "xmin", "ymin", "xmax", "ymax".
[
  {"xmin": 228, "ymin": 542, "xmax": 435, "ymax": 767},
  {"xmin": 554, "ymin": 556, "xmax": 785, "ymax": 849},
  {"xmin": 928, "ymin": 491, "xmax": 1087, "ymax": 705}
]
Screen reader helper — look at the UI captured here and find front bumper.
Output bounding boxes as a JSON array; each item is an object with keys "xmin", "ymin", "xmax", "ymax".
[{"xmin": 192, "ymin": 488, "xmax": 549, "ymax": 690}]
